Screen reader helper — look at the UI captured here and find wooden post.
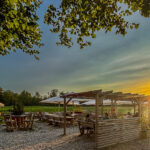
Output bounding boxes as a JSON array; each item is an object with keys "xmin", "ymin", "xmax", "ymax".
[
  {"xmin": 101, "ymin": 98, "xmax": 104, "ymax": 116},
  {"xmin": 95, "ymin": 94, "xmax": 99, "ymax": 135},
  {"xmin": 133, "ymin": 101, "xmax": 136, "ymax": 115},
  {"xmin": 95, "ymin": 93, "xmax": 101, "ymax": 149},
  {"xmin": 114, "ymin": 100, "xmax": 117, "ymax": 114},
  {"xmin": 138, "ymin": 100, "xmax": 142, "ymax": 118},
  {"xmin": 138, "ymin": 102, "xmax": 140, "ymax": 117},
  {"xmin": 148, "ymin": 101, "xmax": 150, "ymax": 125},
  {"xmin": 64, "ymin": 97, "xmax": 67, "ymax": 135},
  {"xmin": 111, "ymin": 100, "xmax": 114, "ymax": 115}
]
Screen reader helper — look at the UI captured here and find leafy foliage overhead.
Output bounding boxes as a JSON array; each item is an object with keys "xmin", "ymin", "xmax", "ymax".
[
  {"xmin": 0, "ymin": 0, "xmax": 43, "ymax": 59},
  {"xmin": 44, "ymin": 0, "xmax": 150, "ymax": 48},
  {"xmin": 0, "ymin": 0, "xmax": 150, "ymax": 58}
]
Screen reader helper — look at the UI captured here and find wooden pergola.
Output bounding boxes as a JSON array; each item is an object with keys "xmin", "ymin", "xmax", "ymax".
[{"xmin": 62, "ymin": 90, "xmax": 150, "ymax": 148}]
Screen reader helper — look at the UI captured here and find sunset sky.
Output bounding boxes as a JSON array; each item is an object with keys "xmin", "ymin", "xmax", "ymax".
[{"xmin": 0, "ymin": 1, "xmax": 150, "ymax": 96}]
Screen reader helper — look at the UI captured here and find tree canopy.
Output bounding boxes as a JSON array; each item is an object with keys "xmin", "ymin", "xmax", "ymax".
[
  {"xmin": 0, "ymin": 0, "xmax": 43, "ymax": 59},
  {"xmin": 0, "ymin": 87, "xmax": 66, "ymax": 106},
  {"xmin": 0, "ymin": 0, "xmax": 150, "ymax": 57},
  {"xmin": 44, "ymin": 0, "xmax": 150, "ymax": 48}
]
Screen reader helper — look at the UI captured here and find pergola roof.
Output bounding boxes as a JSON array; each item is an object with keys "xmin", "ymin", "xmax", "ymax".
[
  {"xmin": 62, "ymin": 89, "xmax": 149, "ymax": 102},
  {"xmin": 63, "ymin": 90, "xmax": 102, "ymax": 99}
]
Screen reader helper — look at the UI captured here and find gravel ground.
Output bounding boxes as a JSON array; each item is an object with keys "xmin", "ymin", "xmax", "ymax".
[
  {"xmin": 0, "ymin": 122, "xmax": 150, "ymax": 150},
  {"xmin": 0, "ymin": 121, "xmax": 94, "ymax": 150}
]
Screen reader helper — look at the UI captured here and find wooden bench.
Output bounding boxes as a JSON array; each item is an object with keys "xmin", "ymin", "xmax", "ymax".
[
  {"xmin": 78, "ymin": 120, "xmax": 95, "ymax": 136},
  {"xmin": 4, "ymin": 114, "xmax": 17, "ymax": 132}
]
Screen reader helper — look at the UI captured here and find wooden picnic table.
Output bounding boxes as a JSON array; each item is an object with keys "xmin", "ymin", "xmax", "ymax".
[
  {"xmin": 12, "ymin": 115, "xmax": 27, "ymax": 129},
  {"xmin": 45, "ymin": 114, "xmax": 74, "ymax": 119},
  {"xmin": 45, "ymin": 114, "xmax": 74, "ymax": 126}
]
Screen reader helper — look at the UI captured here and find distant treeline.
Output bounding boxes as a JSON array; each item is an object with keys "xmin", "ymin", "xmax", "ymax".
[{"xmin": 0, "ymin": 88, "xmax": 65, "ymax": 106}]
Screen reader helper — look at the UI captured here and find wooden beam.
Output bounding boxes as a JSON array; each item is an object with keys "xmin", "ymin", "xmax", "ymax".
[
  {"xmin": 63, "ymin": 89, "xmax": 102, "ymax": 99},
  {"xmin": 66, "ymin": 98, "xmax": 72, "ymax": 105},
  {"xmin": 100, "ymin": 98, "xmax": 104, "ymax": 116},
  {"xmin": 64, "ymin": 97, "xmax": 67, "ymax": 135}
]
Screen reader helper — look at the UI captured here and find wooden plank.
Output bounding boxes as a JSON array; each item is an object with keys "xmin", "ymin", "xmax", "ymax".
[
  {"xmin": 96, "ymin": 117, "xmax": 141, "ymax": 149},
  {"xmin": 97, "ymin": 132, "xmax": 140, "ymax": 139}
]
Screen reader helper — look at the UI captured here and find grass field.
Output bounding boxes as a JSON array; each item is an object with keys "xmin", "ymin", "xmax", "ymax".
[{"xmin": 0, "ymin": 105, "xmax": 134, "ymax": 114}]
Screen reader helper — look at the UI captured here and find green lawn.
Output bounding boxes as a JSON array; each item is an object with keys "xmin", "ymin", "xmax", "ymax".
[
  {"xmin": 0, "ymin": 106, "xmax": 73, "ymax": 113},
  {"xmin": 0, "ymin": 105, "xmax": 134, "ymax": 114}
]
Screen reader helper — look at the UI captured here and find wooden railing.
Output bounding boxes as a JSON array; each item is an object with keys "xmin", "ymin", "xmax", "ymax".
[{"xmin": 96, "ymin": 117, "xmax": 141, "ymax": 149}]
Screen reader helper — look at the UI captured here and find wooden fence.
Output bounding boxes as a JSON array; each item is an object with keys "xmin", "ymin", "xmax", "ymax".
[{"xmin": 96, "ymin": 117, "xmax": 141, "ymax": 149}]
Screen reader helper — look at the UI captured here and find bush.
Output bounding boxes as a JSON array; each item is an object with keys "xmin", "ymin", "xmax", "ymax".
[{"xmin": 12, "ymin": 102, "xmax": 24, "ymax": 115}]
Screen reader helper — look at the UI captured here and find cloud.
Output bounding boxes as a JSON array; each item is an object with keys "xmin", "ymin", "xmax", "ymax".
[{"xmin": 0, "ymin": 1, "xmax": 150, "ymax": 95}]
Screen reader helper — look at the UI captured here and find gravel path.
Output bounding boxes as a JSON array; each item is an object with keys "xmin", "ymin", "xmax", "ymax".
[
  {"xmin": 0, "ymin": 122, "xmax": 150, "ymax": 150},
  {"xmin": 0, "ymin": 122, "xmax": 94, "ymax": 150}
]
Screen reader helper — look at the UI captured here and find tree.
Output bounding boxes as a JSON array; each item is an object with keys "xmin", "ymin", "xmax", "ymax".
[
  {"xmin": 0, "ymin": 0, "xmax": 43, "ymax": 59},
  {"xmin": 140, "ymin": 0, "xmax": 150, "ymax": 17},
  {"xmin": 32, "ymin": 91, "xmax": 42, "ymax": 105},
  {"xmin": 3, "ymin": 90, "xmax": 18, "ymax": 106},
  {"xmin": 49, "ymin": 89, "xmax": 59, "ymax": 97},
  {"xmin": 19, "ymin": 90, "xmax": 32, "ymax": 106},
  {"xmin": 59, "ymin": 91, "xmax": 65, "ymax": 96},
  {"xmin": 0, "ymin": 87, "xmax": 3, "ymax": 102},
  {"xmin": 44, "ymin": 0, "xmax": 150, "ymax": 48},
  {"xmin": 35, "ymin": 91, "xmax": 41, "ymax": 99},
  {"xmin": 0, "ymin": 87, "xmax": 43, "ymax": 106}
]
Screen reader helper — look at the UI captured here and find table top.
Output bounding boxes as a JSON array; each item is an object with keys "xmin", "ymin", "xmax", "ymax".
[
  {"xmin": 45, "ymin": 114, "xmax": 74, "ymax": 119},
  {"xmin": 12, "ymin": 115, "xmax": 27, "ymax": 118}
]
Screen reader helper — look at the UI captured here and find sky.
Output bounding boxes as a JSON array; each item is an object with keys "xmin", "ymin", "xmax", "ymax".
[{"xmin": 0, "ymin": 1, "xmax": 150, "ymax": 96}]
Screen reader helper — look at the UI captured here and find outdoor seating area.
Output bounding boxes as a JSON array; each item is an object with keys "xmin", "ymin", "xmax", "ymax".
[
  {"xmin": 1, "ymin": 89, "xmax": 150, "ymax": 150},
  {"xmin": 38, "ymin": 112, "xmax": 75, "ymax": 127},
  {"xmin": 1, "ymin": 0, "xmax": 150, "ymax": 149}
]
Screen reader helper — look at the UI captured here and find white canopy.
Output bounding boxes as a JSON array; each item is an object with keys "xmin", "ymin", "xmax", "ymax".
[
  {"xmin": 82, "ymin": 100, "xmax": 133, "ymax": 106},
  {"xmin": 40, "ymin": 96, "xmax": 91, "ymax": 105},
  {"xmin": 40, "ymin": 97, "xmax": 66, "ymax": 104},
  {"xmin": 40, "ymin": 97, "xmax": 133, "ymax": 106},
  {"xmin": 117, "ymin": 101, "xmax": 132, "ymax": 105},
  {"xmin": 82, "ymin": 99, "xmax": 111, "ymax": 105}
]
